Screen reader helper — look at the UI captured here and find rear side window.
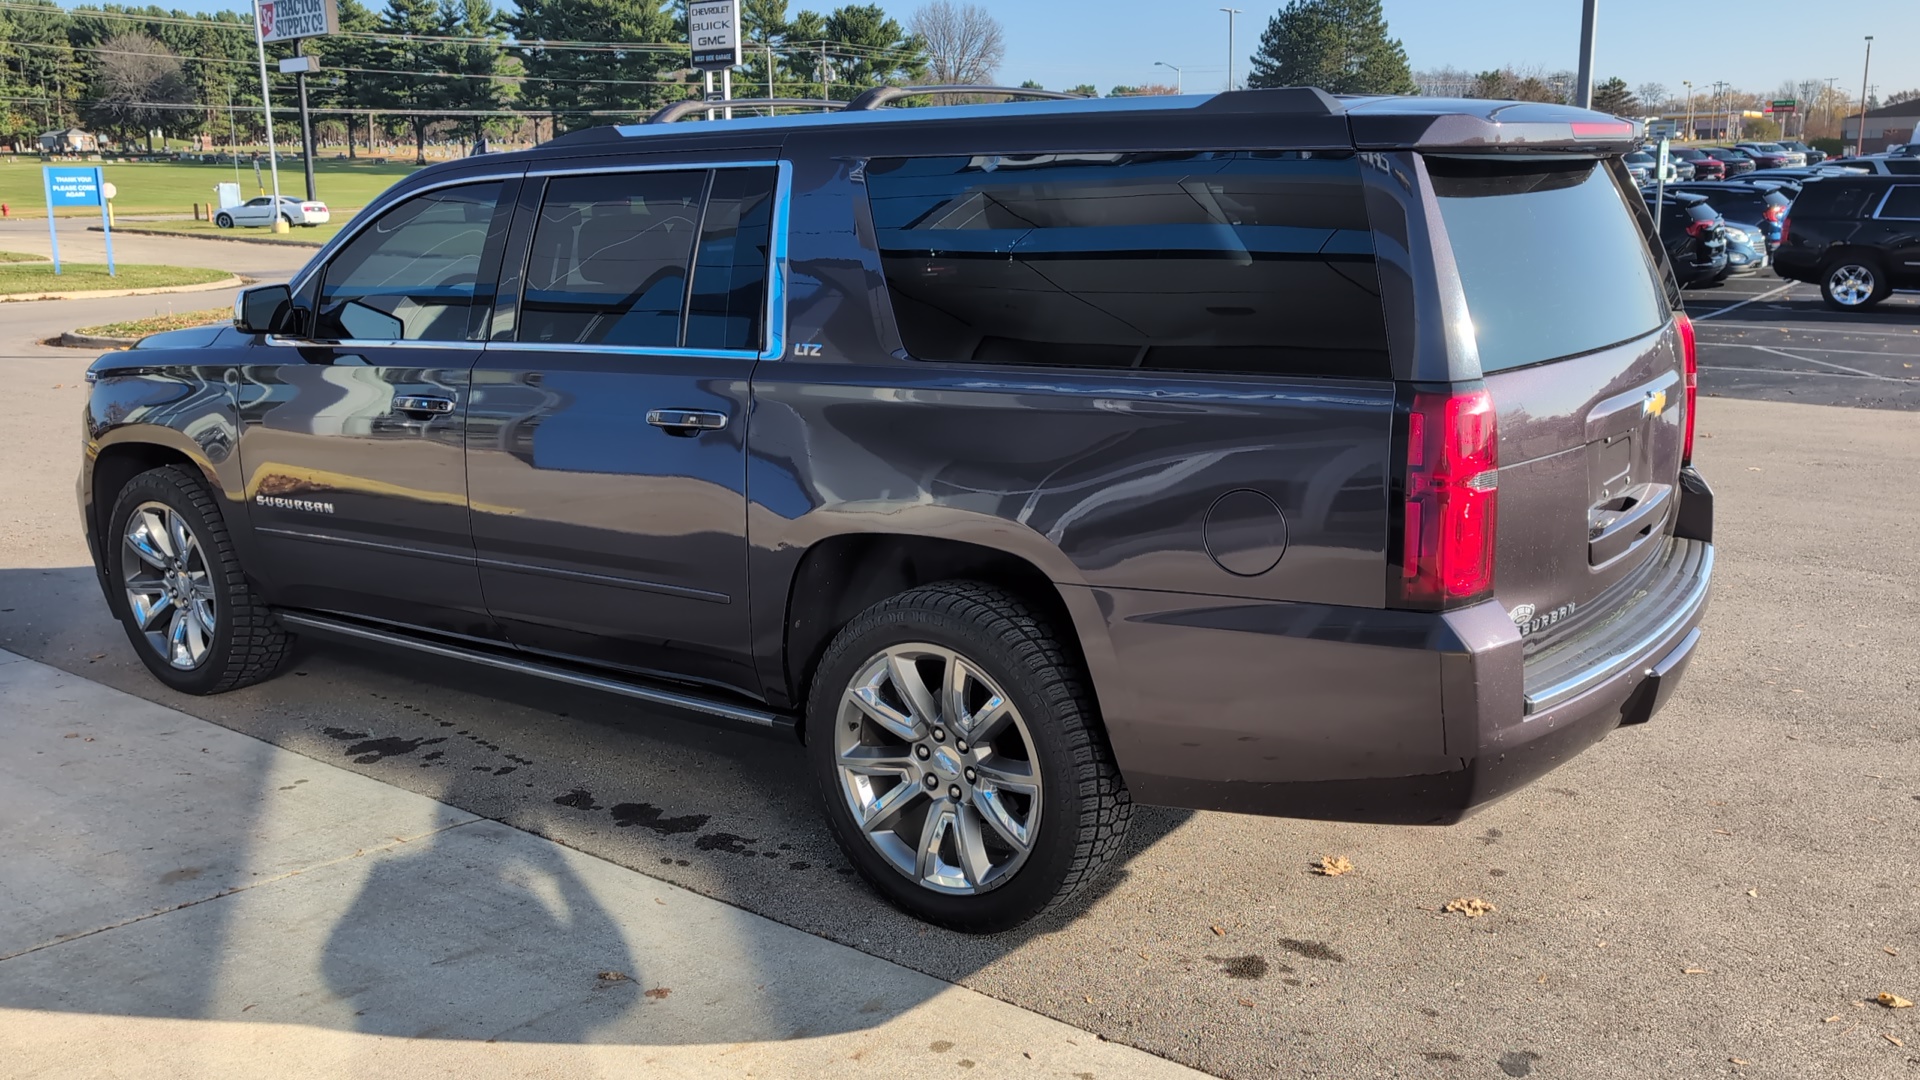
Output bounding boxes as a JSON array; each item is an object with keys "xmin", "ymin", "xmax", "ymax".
[
  {"xmin": 1791, "ymin": 182, "xmax": 1878, "ymax": 219},
  {"xmin": 520, "ymin": 172, "xmax": 704, "ymax": 347},
  {"xmin": 1428, "ymin": 156, "xmax": 1668, "ymax": 374},
  {"xmin": 686, "ymin": 168, "xmax": 777, "ymax": 351},
  {"xmin": 866, "ymin": 152, "xmax": 1390, "ymax": 378},
  {"xmin": 1880, "ymin": 186, "xmax": 1920, "ymax": 218},
  {"xmin": 1888, "ymin": 161, "xmax": 1920, "ymax": 176}
]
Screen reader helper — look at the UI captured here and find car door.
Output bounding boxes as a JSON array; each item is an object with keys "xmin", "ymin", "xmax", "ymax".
[
  {"xmin": 234, "ymin": 175, "xmax": 519, "ymax": 639},
  {"xmin": 1874, "ymin": 184, "xmax": 1920, "ymax": 283},
  {"xmin": 465, "ymin": 161, "xmax": 780, "ymax": 696},
  {"xmin": 234, "ymin": 197, "xmax": 270, "ymax": 226}
]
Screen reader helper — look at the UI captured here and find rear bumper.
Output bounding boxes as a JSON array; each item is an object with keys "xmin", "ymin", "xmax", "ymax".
[{"xmin": 1069, "ymin": 515, "xmax": 1714, "ymax": 826}]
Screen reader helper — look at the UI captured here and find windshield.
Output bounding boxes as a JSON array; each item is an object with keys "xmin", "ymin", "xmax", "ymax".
[
  {"xmin": 1626, "ymin": 153, "xmax": 1653, "ymax": 164},
  {"xmin": 1429, "ymin": 156, "xmax": 1668, "ymax": 373},
  {"xmin": 1751, "ymin": 143, "xmax": 1785, "ymax": 152}
]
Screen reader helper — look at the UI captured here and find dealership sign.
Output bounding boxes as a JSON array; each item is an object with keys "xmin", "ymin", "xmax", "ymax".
[
  {"xmin": 259, "ymin": 0, "xmax": 339, "ymax": 44},
  {"xmin": 689, "ymin": 0, "xmax": 742, "ymax": 70}
]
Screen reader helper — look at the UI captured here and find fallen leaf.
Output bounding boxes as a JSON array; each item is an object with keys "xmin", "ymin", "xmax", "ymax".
[
  {"xmin": 241, "ymin": 1004, "xmax": 256, "ymax": 1012},
  {"xmin": 1886, "ymin": 1034, "xmax": 1905, "ymax": 1047},
  {"xmin": 1823, "ymin": 1015, "xmax": 1842, "ymax": 1023},
  {"xmin": 1442, "ymin": 897, "xmax": 1496, "ymax": 918},
  {"xmin": 1313, "ymin": 855, "xmax": 1354, "ymax": 877},
  {"xmin": 1537, "ymin": 974, "xmax": 1548, "ymax": 984},
  {"xmin": 1876, "ymin": 993, "xmax": 1912, "ymax": 1009},
  {"xmin": 1083, "ymin": 995, "xmax": 1093, "ymax": 1003},
  {"xmin": 1138, "ymin": 951, "xmax": 1150, "ymax": 961},
  {"xmin": 644, "ymin": 987, "xmax": 671, "ymax": 1000},
  {"xmin": 1730, "ymin": 1058, "xmax": 1749, "ymax": 1066},
  {"xmin": 1885, "ymin": 947, "xmax": 1900, "ymax": 957},
  {"xmin": 596, "ymin": 971, "xmax": 629, "ymax": 983},
  {"xmin": 1211, "ymin": 925, "xmax": 1226, "ymax": 936},
  {"xmin": 1238, "ymin": 998, "xmax": 1255, "ymax": 1008},
  {"xmin": 1596, "ymin": 940, "xmax": 1608, "ymax": 948},
  {"xmin": 1747, "ymin": 889, "xmax": 1758, "ymax": 898},
  {"xmin": 654, "ymin": 898, "xmax": 666, "ymax": 905},
  {"xmin": 1684, "ymin": 968, "xmax": 1709, "ymax": 975},
  {"xmin": 63, "ymin": 733, "xmax": 79, "ymax": 739},
  {"xmin": 1714, "ymin": 829, "xmax": 1734, "ymax": 836},
  {"xmin": 1747, "ymin": 466, "xmax": 1763, "ymax": 471}
]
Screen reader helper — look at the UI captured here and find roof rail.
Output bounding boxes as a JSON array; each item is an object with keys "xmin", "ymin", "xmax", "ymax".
[
  {"xmin": 844, "ymin": 85, "xmax": 1084, "ymax": 111},
  {"xmin": 647, "ymin": 98, "xmax": 848, "ymax": 125}
]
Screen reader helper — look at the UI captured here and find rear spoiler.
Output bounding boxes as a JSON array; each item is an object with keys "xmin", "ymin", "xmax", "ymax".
[{"xmin": 1341, "ymin": 97, "xmax": 1642, "ymax": 153}]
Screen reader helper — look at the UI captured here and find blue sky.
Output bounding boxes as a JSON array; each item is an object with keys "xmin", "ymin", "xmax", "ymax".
[{"xmin": 874, "ymin": 0, "xmax": 1917, "ymax": 100}]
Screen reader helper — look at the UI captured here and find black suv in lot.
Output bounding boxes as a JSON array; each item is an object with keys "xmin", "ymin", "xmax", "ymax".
[
  {"xmin": 1773, "ymin": 175, "xmax": 1920, "ymax": 310},
  {"xmin": 79, "ymin": 90, "xmax": 1716, "ymax": 930}
]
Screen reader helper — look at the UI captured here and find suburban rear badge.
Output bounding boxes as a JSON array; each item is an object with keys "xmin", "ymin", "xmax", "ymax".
[{"xmin": 1510, "ymin": 602, "xmax": 1577, "ymax": 635}]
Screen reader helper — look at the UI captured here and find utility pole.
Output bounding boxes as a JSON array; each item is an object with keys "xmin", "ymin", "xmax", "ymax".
[
  {"xmin": 1219, "ymin": 8, "xmax": 1241, "ymax": 92},
  {"xmin": 293, "ymin": 38, "xmax": 315, "ymax": 201},
  {"xmin": 248, "ymin": 0, "xmax": 284, "ymax": 233},
  {"xmin": 1682, "ymin": 80, "xmax": 1693, "ymax": 140},
  {"xmin": 1155, "ymin": 61, "xmax": 1183, "ymax": 95},
  {"xmin": 1824, "ymin": 76, "xmax": 1839, "ymax": 141},
  {"xmin": 766, "ymin": 41, "xmax": 774, "ymax": 100},
  {"xmin": 1856, "ymin": 36, "xmax": 1873, "ymax": 156},
  {"xmin": 1574, "ymin": 0, "xmax": 1597, "ymax": 108}
]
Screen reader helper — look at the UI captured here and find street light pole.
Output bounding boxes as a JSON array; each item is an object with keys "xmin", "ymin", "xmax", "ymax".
[
  {"xmin": 1856, "ymin": 36, "xmax": 1873, "ymax": 157},
  {"xmin": 1824, "ymin": 76, "xmax": 1839, "ymax": 142},
  {"xmin": 1682, "ymin": 80, "xmax": 1692, "ymax": 140},
  {"xmin": 1574, "ymin": 0, "xmax": 1597, "ymax": 108},
  {"xmin": 1219, "ymin": 8, "xmax": 1241, "ymax": 92},
  {"xmin": 1155, "ymin": 61, "xmax": 1183, "ymax": 95}
]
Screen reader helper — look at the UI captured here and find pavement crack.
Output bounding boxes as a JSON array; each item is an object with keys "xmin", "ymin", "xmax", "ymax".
[{"xmin": 0, "ymin": 817, "xmax": 482, "ymax": 964}]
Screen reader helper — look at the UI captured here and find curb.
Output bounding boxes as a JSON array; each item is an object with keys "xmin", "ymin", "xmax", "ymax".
[
  {"xmin": 88, "ymin": 225, "xmax": 327, "ymax": 248},
  {"xmin": 57, "ymin": 331, "xmax": 142, "ymax": 349},
  {"xmin": 0, "ymin": 275, "xmax": 248, "ymax": 304}
]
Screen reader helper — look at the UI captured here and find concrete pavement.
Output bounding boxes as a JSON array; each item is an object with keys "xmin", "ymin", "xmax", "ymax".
[{"xmin": 0, "ymin": 649, "xmax": 1205, "ymax": 1080}]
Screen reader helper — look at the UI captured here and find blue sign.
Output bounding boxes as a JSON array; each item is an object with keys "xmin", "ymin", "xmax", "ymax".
[
  {"xmin": 45, "ymin": 167, "xmax": 103, "ymax": 207},
  {"xmin": 42, "ymin": 166, "xmax": 114, "ymax": 276}
]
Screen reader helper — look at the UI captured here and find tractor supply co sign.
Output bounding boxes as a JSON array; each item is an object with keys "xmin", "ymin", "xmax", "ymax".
[
  {"xmin": 690, "ymin": 0, "xmax": 742, "ymax": 70},
  {"xmin": 259, "ymin": 0, "xmax": 339, "ymax": 44}
]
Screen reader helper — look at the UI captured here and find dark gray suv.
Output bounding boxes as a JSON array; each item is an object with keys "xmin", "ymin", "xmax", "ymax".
[{"xmin": 78, "ymin": 89, "xmax": 1715, "ymax": 930}]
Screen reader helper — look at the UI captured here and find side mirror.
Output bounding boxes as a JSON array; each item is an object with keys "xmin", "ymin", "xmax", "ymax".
[{"xmin": 234, "ymin": 283, "xmax": 293, "ymax": 335}]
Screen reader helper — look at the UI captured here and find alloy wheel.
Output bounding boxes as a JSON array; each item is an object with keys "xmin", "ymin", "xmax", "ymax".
[
  {"xmin": 833, "ymin": 643, "xmax": 1042, "ymax": 895},
  {"xmin": 120, "ymin": 501, "xmax": 217, "ymax": 670},
  {"xmin": 1828, "ymin": 264, "xmax": 1876, "ymax": 307}
]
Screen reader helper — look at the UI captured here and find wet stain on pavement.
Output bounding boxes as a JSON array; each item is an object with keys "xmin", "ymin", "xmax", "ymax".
[
  {"xmin": 320, "ymin": 727, "xmax": 368, "ymax": 742},
  {"xmin": 1208, "ymin": 954, "xmax": 1270, "ymax": 979},
  {"xmin": 610, "ymin": 803, "xmax": 711, "ymax": 835},
  {"xmin": 789, "ymin": 861, "xmax": 811, "ymax": 870},
  {"xmin": 1498, "ymin": 1051, "xmax": 1541, "ymax": 1077},
  {"xmin": 160, "ymin": 867, "xmax": 203, "ymax": 884},
  {"xmin": 929, "ymin": 1040, "xmax": 954, "ymax": 1052},
  {"xmin": 554, "ymin": 788, "xmax": 601, "ymax": 811},
  {"xmin": 343, "ymin": 735, "xmax": 447, "ymax": 764},
  {"xmin": 1422, "ymin": 1051, "xmax": 1463, "ymax": 1063},
  {"xmin": 693, "ymin": 831, "xmax": 756, "ymax": 853},
  {"xmin": 1477, "ymin": 828, "xmax": 1503, "ymax": 846},
  {"xmin": 1277, "ymin": 939, "xmax": 1345, "ymax": 963}
]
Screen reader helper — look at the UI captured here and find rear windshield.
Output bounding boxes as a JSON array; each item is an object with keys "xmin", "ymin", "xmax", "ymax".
[{"xmin": 1428, "ymin": 156, "xmax": 1668, "ymax": 374}]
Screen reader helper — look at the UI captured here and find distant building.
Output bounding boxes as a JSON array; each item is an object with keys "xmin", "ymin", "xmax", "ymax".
[
  {"xmin": 39, "ymin": 128, "xmax": 100, "ymax": 153},
  {"xmin": 1843, "ymin": 102, "xmax": 1920, "ymax": 153}
]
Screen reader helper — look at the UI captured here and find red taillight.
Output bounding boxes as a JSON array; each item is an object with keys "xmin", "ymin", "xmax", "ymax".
[
  {"xmin": 1780, "ymin": 216, "xmax": 1791, "ymax": 245},
  {"xmin": 1685, "ymin": 219, "xmax": 1715, "ymax": 238},
  {"xmin": 1765, "ymin": 204, "xmax": 1785, "ymax": 223},
  {"xmin": 1676, "ymin": 313, "xmax": 1698, "ymax": 465},
  {"xmin": 1396, "ymin": 388, "xmax": 1498, "ymax": 607}
]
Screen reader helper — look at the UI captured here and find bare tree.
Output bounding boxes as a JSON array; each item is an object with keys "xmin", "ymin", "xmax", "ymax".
[
  {"xmin": 83, "ymin": 32, "xmax": 194, "ymax": 150},
  {"xmin": 1637, "ymin": 82, "xmax": 1667, "ymax": 111},
  {"xmin": 910, "ymin": 1, "xmax": 1005, "ymax": 90}
]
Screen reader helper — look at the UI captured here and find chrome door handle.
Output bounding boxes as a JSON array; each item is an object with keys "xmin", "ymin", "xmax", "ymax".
[
  {"xmin": 393, "ymin": 395, "xmax": 455, "ymax": 415},
  {"xmin": 646, "ymin": 409, "xmax": 729, "ymax": 433}
]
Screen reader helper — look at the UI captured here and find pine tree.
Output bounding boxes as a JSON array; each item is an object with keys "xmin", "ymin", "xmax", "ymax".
[
  {"xmin": 507, "ymin": 0, "xmax": 683, "ymax": 131},
  {"xmin": 1246, "ymin": 0, "xmax": 1415, "ymax": 96},
  {"xmin": 817, "ymin": 4, "xmax": 925, "ymax": 100},
  {"xmin": 310, "ymin": 0, "xmax": 381, "ymax": 156},
  {"xmin": 1591, "ymin": 76, "xmax": 1636, "ymax": 116},
  {"xmin": 436, "ymin": 0, "xmax": 511, "ymax": 145},
  {"xmin": 369, "ymin": 0, "xmax": 447, "ymax": 162}
]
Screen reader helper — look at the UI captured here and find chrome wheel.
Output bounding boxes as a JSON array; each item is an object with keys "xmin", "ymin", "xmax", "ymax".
[
  {"xmin": 1827, "ymin": 263, "xmax": 1876, "ymax": 306},
  {"xmin": 834, "ymin": 643, "xmax": 1042, "ymax": 895},
  {"xmin": 119, "ymin": 501, "xmax": 217, "ymax": 670}
]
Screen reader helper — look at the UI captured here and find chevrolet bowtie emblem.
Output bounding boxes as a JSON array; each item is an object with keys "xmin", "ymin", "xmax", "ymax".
[{"xmin": 1644, "ymin": 389, "xmax": 1668, "ymax": 418}]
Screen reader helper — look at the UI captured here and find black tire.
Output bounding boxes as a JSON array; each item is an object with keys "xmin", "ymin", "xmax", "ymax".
[
  {"xmin": 105, "ymin": 465, "xmax": 292, "ymax": 694},
  {"xmin": 807, "ymin": 581, "xmax": 1131, "ymax": 932},
  {"xmin": 214, "ymin": 213, "xmax": 233, "ymax": 228},
  {"xmin": 1820, "ymin": 256, "xmax": 1888, "ymax": 311}
]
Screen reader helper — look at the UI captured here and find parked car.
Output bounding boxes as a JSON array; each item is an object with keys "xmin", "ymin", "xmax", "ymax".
[
  {"xmin": 1665, "ymin": 181, "xmax": 1793, "ymax": 249},
  {"xmin": 215, "ymin": 195, "xmax": 331, "ymax": 228},
  {"xmin": 1773, "ymin": 174, "xmax": 1920, "ymax": 310},
  {"xmin": 1645, "ymin": 189, "xmax": 1731, "ymax": 286},
  {"xmin": 1734, "ymin": 142, "xmax": 1803, "ymax": 168},
  {"xmin": 78, "ymin": 90, "xmax": 1716, "ymax": 930},
  {"xmin": 1719, "ymin": 222, "xmax": 1769, "ymax": 273},
  {"xmin": 1778, "ymin": 140, "xmax": 1826, "ymax": 165},
  {"xmin": 1669, "ymin": 147, "xmax": 1725, "ymax": 179},
  {"xmin": 1625, "ymin": 151, "xmax": 1657, "ymax": 186},
  {"xmin": 1824, "ymin": 155, "xmax": 1920, "ymax": 177},
  {"xmin": 1701, "ymin": 147, "xmax": 1758, "ymax": 175}
]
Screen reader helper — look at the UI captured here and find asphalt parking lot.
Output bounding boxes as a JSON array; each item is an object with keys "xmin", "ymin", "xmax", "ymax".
[{"xmin": 2, "ymin": 230, "xmax": 1918, "ymax": 1079}]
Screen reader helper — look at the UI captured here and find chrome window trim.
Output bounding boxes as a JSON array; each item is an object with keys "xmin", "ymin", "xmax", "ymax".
[{"xmin": 272, "ymin": 159, "xmax": 791, "ymax": 361}]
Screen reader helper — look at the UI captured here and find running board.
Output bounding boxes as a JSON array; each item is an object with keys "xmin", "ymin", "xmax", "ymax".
[{"xmin": 275, "ymin": 611, "xmax": 793, "ymax": 733}]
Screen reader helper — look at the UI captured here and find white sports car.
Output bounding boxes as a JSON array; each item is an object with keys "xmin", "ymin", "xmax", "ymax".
[{"xmin": 214, "ymin": 196, "xmax": 331, "ymax": 228}]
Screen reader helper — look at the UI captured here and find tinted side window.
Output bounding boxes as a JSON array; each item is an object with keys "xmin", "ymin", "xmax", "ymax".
[
  {"xmin": 1792, "ymin": 182, "xmax": 1876, "ymax": 219},
  {"xmin": 685, "ymin": 167, "xmax": 776, "ymax": 351},
  {"xmin": 1887, "ymin": 161, "xmax": 1920, "ymax": 176},
  {"xmin": 1879, "ymin": 186, "xmax": 1920, "ymax": 218},
  {"xmin": 866, "ymin": 152, "xmax": 1390, "ymax": 378},
  {"xmin": 317, "ymin": 181, "xmax": 509, "ymax": 342},
  {"xmin": 519, "ymin": 171, "xmax": 705, "ymax": 347}
]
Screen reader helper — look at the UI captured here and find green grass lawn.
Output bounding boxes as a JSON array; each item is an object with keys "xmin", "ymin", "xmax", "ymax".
[
  {"xmin": 113, "ymin": 218, "xmax": 347, "ymax": 246},
  {"xmin": 76, "ymin": 307, "xmax": 230, "ymax": 338},
  {"xmin": 0, "ymin": 157, "xmax": 418, "ymax": 219},
  {"xmin": 0, "ymin": 261, "xmax": 231, "ymax": 296},
  {"xmin": 0, "ymin": 250, "xmax": 46, "ymax": 263}
]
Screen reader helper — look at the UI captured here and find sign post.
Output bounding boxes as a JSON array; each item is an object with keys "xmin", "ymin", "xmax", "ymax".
[
  {"xmin": 689, "ymin": 1, "xmax": 742, "ymax": 120},
  {"xmin": 42, "ymin": 166, "xmax": 114, "ymax": 276},
  {"xmin": 254, "ymin": 0, "xmax": 337, "ymax": 227}
]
